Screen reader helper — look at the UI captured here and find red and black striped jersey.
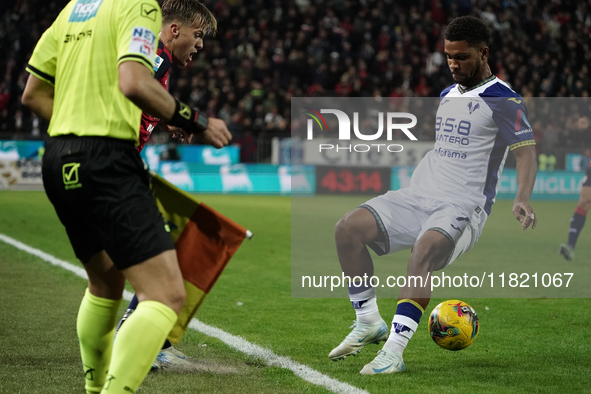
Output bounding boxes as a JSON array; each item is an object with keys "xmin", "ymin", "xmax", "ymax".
[{"xmin": 138, "ymin": 39, "xmax": 172, "ymax": 152}]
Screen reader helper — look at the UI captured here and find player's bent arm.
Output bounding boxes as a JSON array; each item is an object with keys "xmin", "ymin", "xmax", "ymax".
[
  {"xmin": 22, "ymin": 74, "xmax": 54, "ymax": 122},
  {"xmin": 512, "ymin": 144, "xmax": 538, "ymax": 229},
  {"xmin": 513, "ymin": 145, "xmax": 537, "ymax": 203},
  {"xmin": 119, "ymin": 60, "xmax": 176, "ymax": 121},
  {"xmin": 119, "ymin": 61, "xmax": 231, "ymax": 148}
]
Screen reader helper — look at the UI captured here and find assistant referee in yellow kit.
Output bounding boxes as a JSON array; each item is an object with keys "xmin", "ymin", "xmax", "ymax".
[{"xmin": 22, "ymin": 0, "xmax": 231, "ymax": 392}]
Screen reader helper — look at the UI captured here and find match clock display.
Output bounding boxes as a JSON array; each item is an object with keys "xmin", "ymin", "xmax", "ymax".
[{"xmin": 316, "ymin": 166, "xmax": 391, "ymax": 195}]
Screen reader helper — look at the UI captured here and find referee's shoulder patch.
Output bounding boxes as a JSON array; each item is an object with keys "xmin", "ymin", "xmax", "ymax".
[
  {"xmin": 140, "ymin": 3, "xmax": 158, "ymax": 21},
  {"xmin": 128, "ymin": 26, "xmax": 157, "ymax": 58},
  {"xmin": 154, "ymin": 55, "xmax": 163, "ymax": 71}
]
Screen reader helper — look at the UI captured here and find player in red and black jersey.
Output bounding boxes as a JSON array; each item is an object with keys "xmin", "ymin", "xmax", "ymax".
[
  {"xmin": 138, "ymin": 40, "xmax": 173, "ymax": 151},
  {"xmin": 559, "ymin": 149, "xmax": 591, "ymax": 261},
  {"xmin": 117, "ymin": 0, "xmax": 225, "ymax": 371},
  {"xmin": 137, "ymin": 0, "xmax": 225, "ymax": 153}
]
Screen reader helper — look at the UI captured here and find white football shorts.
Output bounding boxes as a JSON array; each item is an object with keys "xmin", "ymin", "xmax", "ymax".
[{"xmin": 360, "ymin": 187, "xmax": 487, "ymax": 267}]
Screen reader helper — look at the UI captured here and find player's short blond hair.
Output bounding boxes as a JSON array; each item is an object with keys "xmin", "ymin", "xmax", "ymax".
[{"xmin": 161, "ymin": 0, "xmax": 217, "ymax": 36}]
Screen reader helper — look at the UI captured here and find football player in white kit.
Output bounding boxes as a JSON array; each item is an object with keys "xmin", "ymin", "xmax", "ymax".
[{"xmin": 328, "ymin": 16, "xmax": 538, "ymax": 374}]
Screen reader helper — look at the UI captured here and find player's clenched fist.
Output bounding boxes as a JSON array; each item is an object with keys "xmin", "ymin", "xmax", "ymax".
[{"xmin": 196, "ymin": 118, "xmax": 232, "ymax": 148}]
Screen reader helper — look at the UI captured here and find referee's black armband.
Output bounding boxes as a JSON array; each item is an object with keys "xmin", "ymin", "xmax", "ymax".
[{"xmin": 169, "ymin": 99, "xmax": 209, "ymax": 134}]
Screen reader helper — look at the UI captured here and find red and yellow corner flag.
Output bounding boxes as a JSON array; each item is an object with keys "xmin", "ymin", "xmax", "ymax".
[{"xmin": 149, "ymin": 173, "xmax": 251, "ymax": 343}]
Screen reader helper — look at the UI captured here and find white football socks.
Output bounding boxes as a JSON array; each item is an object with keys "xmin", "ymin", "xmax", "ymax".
[
  {"xmin": 349, "ymin": 288, "xmax": 381, "ymax": 324},
  {"xmin": 384, "ymin": 314, "xmax": 419, "ymax": 355}
]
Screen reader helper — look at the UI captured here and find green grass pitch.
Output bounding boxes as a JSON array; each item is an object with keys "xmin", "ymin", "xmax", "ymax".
[{"xmin": 0, "ymin": 191, "xmax": 589, "ymax": 393}]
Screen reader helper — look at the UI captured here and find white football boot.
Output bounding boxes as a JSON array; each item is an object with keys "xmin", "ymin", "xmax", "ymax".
[
  {"xmin": 328, "ymin": 319, "xmax": 388, "ymax": 361},
  {"xmin": 152, "ymin": 346, "xmax": 191, "ymax": 371},
  {"xmin": 360, "ymin": 348, "xmax": 405, "ymax": 375}
]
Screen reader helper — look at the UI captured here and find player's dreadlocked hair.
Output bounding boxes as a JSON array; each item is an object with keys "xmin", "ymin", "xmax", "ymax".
[
  {"xmin": 162, "ymin": 0, "xmax": 217, "ymax": 37},
  {"xmin": 445, "ymin": 16, "xmax": 490, "ymax": 48}
]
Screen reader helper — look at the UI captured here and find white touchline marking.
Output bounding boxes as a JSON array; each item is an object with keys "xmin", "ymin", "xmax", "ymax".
[{"xmin": 0, "ymin": 233, "xmax": 370, "ymax": 394}]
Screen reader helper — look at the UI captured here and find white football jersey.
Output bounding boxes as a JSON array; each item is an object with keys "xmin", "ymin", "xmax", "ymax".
[{"xmin": 411, "ymin": 76, "xmax": 535, "ymax": 215}]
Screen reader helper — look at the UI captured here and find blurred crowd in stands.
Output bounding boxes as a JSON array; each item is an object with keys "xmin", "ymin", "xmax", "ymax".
[{"xmin": 1, "ymin": 0, "xmax": 591, "ymax": 163}]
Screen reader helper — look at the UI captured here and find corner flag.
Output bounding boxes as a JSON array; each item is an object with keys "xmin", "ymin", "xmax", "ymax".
[{"xmin": 150, "ymin": 173, "xmax": 252, "ymax": 343}]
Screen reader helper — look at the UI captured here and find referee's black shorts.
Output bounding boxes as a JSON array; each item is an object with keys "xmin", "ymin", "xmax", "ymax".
[{"xmin": 42, "ymin": 135, "xmax": 175, "ymax": 269}]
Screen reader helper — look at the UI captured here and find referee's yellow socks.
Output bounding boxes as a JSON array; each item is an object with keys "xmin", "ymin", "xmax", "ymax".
[
  {"xmin": 102, "ymin": 300, "xmax": 177, "ymax": 394},
  {"xmin": 77, "ymin": 289, "xmax": 121, "ymax": 394}
]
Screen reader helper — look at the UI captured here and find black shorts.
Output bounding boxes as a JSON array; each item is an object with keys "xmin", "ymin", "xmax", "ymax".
[
  {"xmin": 42, "ymin": 135, "xmax": 175, "ymax": 269},
  {"xmin": 584, "ymin": 166, "xmax": 591, "ymax": 187}
]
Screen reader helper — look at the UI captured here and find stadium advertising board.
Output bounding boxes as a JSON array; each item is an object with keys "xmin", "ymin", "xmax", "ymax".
[
  {"xmin": 0, "ymin": 158, "xmax": 43, "ymax": 190},
  {"xmin": 0, "ymin": 140, "xmax": 44, "ymax": 159},
  {"xmin": 498, "ymin": 169, "xmax": 585, "ymax": 200},
  {"xmin": 0, "ymin": 141, "xmax": 44, "ymax": 190},
  {"xmin": 157, "ymin": 163, "xmax": 315, "ymax": 195},
  {"xmin": 141, "ymin": 144, "xmax": 240, "ymax": 170},
  {"xmin": 316, "ymin": 166, "xmax": 390, "ymax": 195},
  {"xmin": 565, "ymin": 153, "xmax": 589, "ymax": 171}
]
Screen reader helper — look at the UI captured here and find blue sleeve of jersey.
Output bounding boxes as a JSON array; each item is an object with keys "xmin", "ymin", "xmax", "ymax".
[{"xmin": 486, "ymin": 95, "xmax": 536, "ymax": 151}]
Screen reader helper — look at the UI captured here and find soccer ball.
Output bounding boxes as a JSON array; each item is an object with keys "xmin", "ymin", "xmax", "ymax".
[{"xmin": 428, "ymin": 300, "xmax": 479, "ymax": 351}]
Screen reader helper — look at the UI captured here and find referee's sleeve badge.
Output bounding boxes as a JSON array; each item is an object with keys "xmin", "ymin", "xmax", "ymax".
[
  {"xmin": 129, "ymin": 26, "xmax": 157, "ymax": 58},
  {"xmin": 154, "ymin": 55, "xmax": 163, "ymax": 72}
]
